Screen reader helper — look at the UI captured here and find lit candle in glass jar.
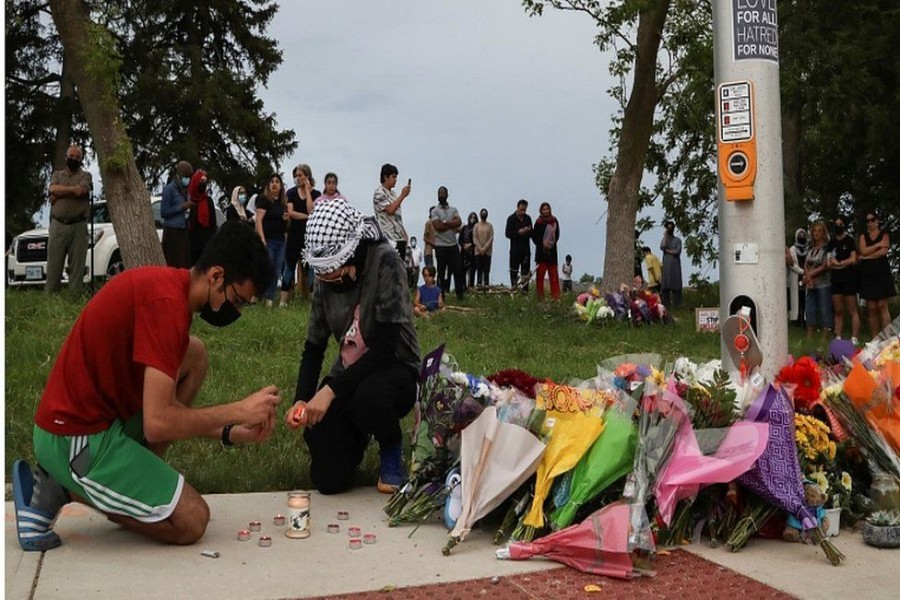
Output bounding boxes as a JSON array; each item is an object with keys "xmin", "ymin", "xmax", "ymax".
[{"xmin": 285, "ymin": 491, "xmax": 311, "ymax": 539}]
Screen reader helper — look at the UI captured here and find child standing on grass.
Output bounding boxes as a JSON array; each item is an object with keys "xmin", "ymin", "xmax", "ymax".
[
  {"xmin": 414, "ymin": 265, "xmax": 445, "ymax": 317},
  {"xmin": 561, "ymin": 254, "xmax": 573, "ymax": 293}
]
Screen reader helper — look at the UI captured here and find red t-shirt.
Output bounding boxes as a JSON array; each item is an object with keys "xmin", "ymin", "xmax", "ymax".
[{"xmin": 35, "ymin": 267, "xmax": 192, "ymax": 435}]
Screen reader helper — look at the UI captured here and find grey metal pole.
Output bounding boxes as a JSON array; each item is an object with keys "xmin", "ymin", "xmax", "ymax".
[{"xmin": 713, "ymin": 0, "xmax": 788, "ymax": 379}]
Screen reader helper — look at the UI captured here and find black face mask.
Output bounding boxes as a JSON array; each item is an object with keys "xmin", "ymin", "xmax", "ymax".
[
  {"xmin": 797, "ymin": 236, "xmax": 808, "ymax": 245},
  {"xmin": 834, "ymin": 224, "xmax": 846, "ymax": 236},
  {"xmin": 198, "ymin": 181, "xmax": 208, "ymax": 193},
  {"xmin": 199, "ymin": 284, "xmax": 241, "ymax": 327},
  {"xmin": 66, "ymin": 157, "xmax": 81, "ymax": 170}
]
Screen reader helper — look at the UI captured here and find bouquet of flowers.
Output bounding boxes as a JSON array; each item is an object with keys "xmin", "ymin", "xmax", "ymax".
[
  {"xmin": 654, "ymin": 371, "xmax": 768, "ymax": 546},
  {"xmin": 624, "ymin": 376, "xmax": 688, "ymax": 551},
  {"xmin": 736, "ymin": 385, "xmax": 844, "ymax": 565},
  {"xmin": 794, "ymin": 413, "xmax": 836, "ymax": 472},
  {"xmin": 548, "ymin": 384, "xmax": 638, "ymax": 530},
  {"xmin": 385, "ymin": 346, "xmax": 488, "ymax": 526},
  {"xmin": 777, "ymin": 356, "xmax": 822, "ymax": 413},
  {"xmin": 515, "ymin": 382, "xmax": 608, "ymax": 541},
  {"xmin": 573, "ymin": 288, "xmax": 614, "ymax": 323},
  {"xmin": 822, "ymin": 367, "xmax": 900, "ymax": 479}
]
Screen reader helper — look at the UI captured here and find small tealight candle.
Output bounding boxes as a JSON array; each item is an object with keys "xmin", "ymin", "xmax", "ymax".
[
  {"xmin": 337, "ymin": 510, "xmax": 350, "ymax": 521},
  {"xmin": 248, "ymin": 520, "xmax": 262, "ymax": 532},
  {"xmin": 363, "ymin": 532, "xmax": 376, "ymax": 545},
  {"xmin": 258, "ymin": 535, "xmax": 272, "ymax": 548},
  {"xmin": 349, "ymin": 538, "xmax": 362, "ymax": 550},
  {"xmin": 273, "ymin": 514, "xmax": 286, "ymax": 527},
  {"xmin": 347, "ymin": 526, "xmax": 361, "ymax": 538},
  {"xmin": 237, "ymin": 529, "xmax": 251, "ymax": 542},
  {"xmin": 327, "ymin": 523, "xmax": 340, "ymax": 534}
]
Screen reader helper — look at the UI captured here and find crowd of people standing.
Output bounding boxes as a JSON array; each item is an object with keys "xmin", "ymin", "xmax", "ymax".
[{"xmin": 786, "ymin": 212, "xmax": 896, "ymax": 344}]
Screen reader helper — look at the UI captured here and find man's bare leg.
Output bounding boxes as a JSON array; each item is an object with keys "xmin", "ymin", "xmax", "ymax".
[{"xmin": 76, "ymin": 482, "xmax": 210, "ymax": 545}]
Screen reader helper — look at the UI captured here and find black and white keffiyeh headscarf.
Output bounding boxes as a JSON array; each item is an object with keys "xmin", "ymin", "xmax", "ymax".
[{"xmin": 303, "ymin": 199, "xmax": 384, "ymax": 274}]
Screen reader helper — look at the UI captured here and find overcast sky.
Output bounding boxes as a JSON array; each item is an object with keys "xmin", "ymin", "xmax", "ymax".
[
  {"xmin": 35, "ymin": 0, "xmax": 706, "ymax": 283},
  {"xmin": 259, "ymin": 0, "xmax": 685, "ymax": 283}
]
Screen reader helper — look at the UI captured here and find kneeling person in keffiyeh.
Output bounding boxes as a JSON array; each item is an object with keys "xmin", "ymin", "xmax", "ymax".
[{"xmin": 286, "ymin": 199, "xmax": 421, "ymax": 494}]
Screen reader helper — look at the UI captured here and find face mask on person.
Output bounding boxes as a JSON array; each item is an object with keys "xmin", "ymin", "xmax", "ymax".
[
  {"xmin": 480, "ymin": 212, "xmax": 488, "ymax": 221},
  {"xmin": 834, "ymin": 224, "xmax": 845, "ymax": 236},
  {"xmin": 198, "ymin": 181, "xmax": 208, "ymax": 193},
  {"xmin": 199, "ymin": 283, "xmax": 242, "ymax": 327},
  {"xmin": 410, "ymin": 239, "xmax": 417, "ymax": 248},
  {"xmin": 239, "ymin": 194, "xmax": 248, "ymax": 205},
  {"xmin": 469, "ymin": 217, "xmax": 477, "ymax": 225},
  {"xmin": 66, "ymin": 157, "xmax": 81, "ymax": 170},
  {"xmin": 181, "ymin": 176, "xmax": 191, "ymax": 187}
]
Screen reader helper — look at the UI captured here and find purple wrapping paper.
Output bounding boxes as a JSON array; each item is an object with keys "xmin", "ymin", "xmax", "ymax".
[{"xmin": 737, "ymin": 385, "xmax": 819, "ymax": 530}]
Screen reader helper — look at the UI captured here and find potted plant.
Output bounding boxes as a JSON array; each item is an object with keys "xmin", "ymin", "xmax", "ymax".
[{"xmin": 862, "ymin": 511, "xmax": 900, "ymax": 548}]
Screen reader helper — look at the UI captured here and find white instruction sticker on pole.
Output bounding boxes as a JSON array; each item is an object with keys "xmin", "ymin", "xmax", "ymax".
[{"xmin": 733, "ymin": 243, "xmax": 759, "ymax": 264}]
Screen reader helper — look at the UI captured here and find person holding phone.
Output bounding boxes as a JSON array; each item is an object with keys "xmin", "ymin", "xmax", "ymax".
[{"xmin": 373, "ymin": 163, "xmax": 411, "ymax": 259}]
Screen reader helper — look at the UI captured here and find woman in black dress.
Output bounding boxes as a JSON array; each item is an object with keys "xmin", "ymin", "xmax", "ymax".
[{"xmin": 858, "ymin": 211, "xmax": 896, "ymax": 337}]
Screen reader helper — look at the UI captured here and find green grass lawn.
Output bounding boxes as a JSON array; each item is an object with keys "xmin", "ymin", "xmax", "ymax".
[{"xmin": 1, "ymin": 284, "xmax": 860, "ymax": 493}]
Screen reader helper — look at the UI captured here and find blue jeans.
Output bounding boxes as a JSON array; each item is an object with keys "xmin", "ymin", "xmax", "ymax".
[
  {"xmin": 805, "ymin": 286, "xmax": 833, "ymax": 329},
  {"xmin": 264, "ymin": 237, "xmax": 286, "ymax": 300}
]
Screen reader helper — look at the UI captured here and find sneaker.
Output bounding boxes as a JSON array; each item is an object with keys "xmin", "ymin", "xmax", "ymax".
[
  {"xmin": 12, "ymin": 460, "xmax": 63, "ymax": 551},
  {"xmin": 377, "ymin": 441, "xmax": 404, "ymax": 494}
]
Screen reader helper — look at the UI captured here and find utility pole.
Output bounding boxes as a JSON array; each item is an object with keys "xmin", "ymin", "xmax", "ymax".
[{"xmin": 713, "ymin": 0, "xmax": 788, "ymax": 380}]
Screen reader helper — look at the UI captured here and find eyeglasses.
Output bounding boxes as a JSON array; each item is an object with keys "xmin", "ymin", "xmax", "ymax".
[{"xmin": 229, "ymin": 283, "xmax": 251, "ymax": 308}]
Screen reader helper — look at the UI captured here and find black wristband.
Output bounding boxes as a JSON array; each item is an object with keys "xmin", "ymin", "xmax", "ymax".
[{"xmin": 221, "ymin": 424, "xmax": 235, "ymax": 447}]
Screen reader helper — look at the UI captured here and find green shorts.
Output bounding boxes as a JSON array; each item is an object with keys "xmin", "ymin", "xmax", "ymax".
[{"xmin": 33, "ymin": 416, "xmax": 184, "ymax": 523}]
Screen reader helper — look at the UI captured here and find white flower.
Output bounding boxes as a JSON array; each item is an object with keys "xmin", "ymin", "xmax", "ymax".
[
  {"xmin": 451, "ymin": 372, "xmax": 468, "ymax": 386},
  {"xmin": 673, "ymin": 357, "xmax": 699, "ymax": 385},
  {"xmin": 695, "ymin": 359, "xmax": 723, "ymax": 384}
]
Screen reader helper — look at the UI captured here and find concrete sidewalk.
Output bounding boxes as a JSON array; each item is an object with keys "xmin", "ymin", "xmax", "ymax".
[{"xmin": 5, "ymin": 489, "xmax": 898, "ymax": 599}]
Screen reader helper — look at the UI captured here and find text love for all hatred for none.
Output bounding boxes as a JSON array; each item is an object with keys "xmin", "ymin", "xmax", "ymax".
[{"xmin": 732, "ymin": 0, "xmax": 779, "ymax": 63}]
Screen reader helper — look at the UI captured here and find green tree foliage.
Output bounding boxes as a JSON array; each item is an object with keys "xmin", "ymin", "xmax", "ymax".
[
  {"xmin": 4, "ymin": 0, "xmax": 296, "ymax": 233},
  {"xmin": 649, "ymin": 0, "xmax": 900, "ymax": 271},
  {"xmin": 5, "ymin": 0, "xmax": 89, "ymax": 234},
  {"xmin": 104, "ymin": 0, "xmax": 296, "ymax": 193},
  {"xmin": 524, "ymin": 0, "xmax": 900, "ymax": 276},
  {"xmin": 523, "ymin": 0, "xmax": 672, "ymax": 292}
]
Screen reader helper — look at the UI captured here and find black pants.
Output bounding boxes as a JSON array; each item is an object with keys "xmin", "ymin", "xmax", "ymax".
[
  {"xmin": 509, "ymin": 249, "xmax": 530, "ymax": 289},
  {"xmin": 303, "ymin": 366, "xmax": 417, "ymax": 495},
  {"xmin": 162, "ymin": 227, "xmax": 191, "ymax": 268},
  {"xmin": 661, "ymin": 287, "xmax": 683, "ymax": 310},
  {"xmin": 435, "ymin": 245, "xmax": 464, "ymax": 299},
  {"xmin": 474, "ymin": 254, "xmax": 492, "ymax": 287}
]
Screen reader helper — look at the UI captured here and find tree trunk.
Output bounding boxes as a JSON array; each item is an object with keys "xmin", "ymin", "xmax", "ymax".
[
  {"xmin": 781, "ymin": 98, "xmax": 804, "ymax": 234},
  {"xmin": 601, "ymin": 0, "xmax": 670, "ymax": 293},
  {"xmin": 52, "ymin": 60, "xmax": 75, "ymax": 172},
  {"xmin": 49, "ymin": 0, "xmax": 165, "ymax": 270}
]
